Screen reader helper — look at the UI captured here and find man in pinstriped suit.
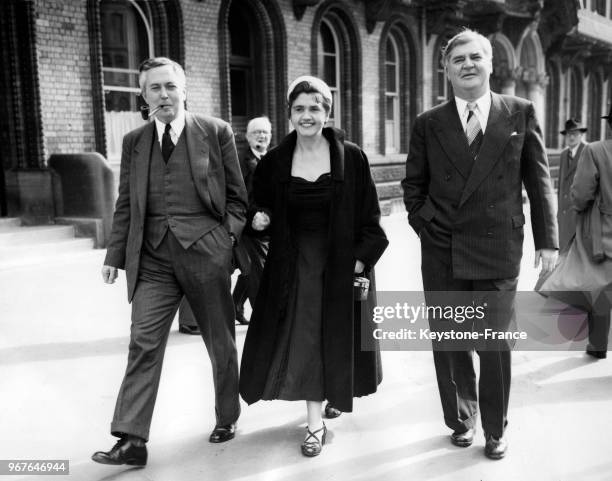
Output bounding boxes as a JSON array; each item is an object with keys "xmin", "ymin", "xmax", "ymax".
[
  {"xmin": 92, "ymin": 57, "xmax": 247, "ymax": 466},
  {"xmin": 402, "ymin": 30, "xmax": 558, "ymax": 459}
]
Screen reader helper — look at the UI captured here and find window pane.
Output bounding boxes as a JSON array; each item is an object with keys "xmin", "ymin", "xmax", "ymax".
[
  {"xmin": 386, "ymin": 64, "xmax": 396, "ymax": 92},
  {"xmin": 323, "ymin": 55, "xmax": 337, "ymax": 87},
  {"xmin": 230, "ymin": 68, "xmax": 248, "ymax": 116},
  {"xmin": 229, "ymin": 4, "xmax": 251, "ymax": 57},
  {"xmin": 386, "ymin": 40, "xmax": 395, "ymax": 62},
  {"xmin": 320, "ymin": 22, "xmax": 335, "ymax": 53},
  {"xmin": 386, "ymin": 96, "xmax": 395, "ymax": 121}
]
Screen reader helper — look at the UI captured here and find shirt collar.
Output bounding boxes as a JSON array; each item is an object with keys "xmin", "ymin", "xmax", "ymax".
[
  {"xmin": 455, "ymin": 91, "xmax": 491, "ymax": 117},
  {"xmin": 250, "ymin": 147, "xmax": 266, "ymax": 160},
  {"xmin": 154, "ymin": 110, "xmax": 185, "ymax": 144},
  {"xmin": 570, "ymin": 142, "xmax": 585, "ymax": 158},
  {"xmin": 454, "ymin": 91, "xmax": 491, "ymax": 132}
]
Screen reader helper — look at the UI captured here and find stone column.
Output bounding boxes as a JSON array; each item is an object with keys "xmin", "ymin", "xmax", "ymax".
[{"xmin": 518, "ymin": 67, "xmax": 549, "ymax": 128}]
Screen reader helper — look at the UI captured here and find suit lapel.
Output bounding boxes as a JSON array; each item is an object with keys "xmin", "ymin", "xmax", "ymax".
[
  {"xmin": 430, "ymin": 100, "xmax": 473, "ymax": 179},
  {"xmin": 184, "ymin": 112, "xmax": 211, "ymax": 202},
  {"xmin": 459, "ymin": 93, "xmax": 517, "ymax": 207},
  {"xmin": 565, "ymin": 142, "xmax": 585, "ymax": 183},
  {"xmin": 134, "ymin": 122, "xmax": 155, "ymax": 216}
]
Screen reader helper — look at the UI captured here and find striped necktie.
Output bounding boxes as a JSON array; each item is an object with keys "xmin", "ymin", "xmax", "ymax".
[{"xmin": 466, "ymin": 102, "xmax": 483, "ymax": 159}]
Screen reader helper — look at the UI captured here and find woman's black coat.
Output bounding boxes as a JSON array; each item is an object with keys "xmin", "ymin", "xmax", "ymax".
[{"xmin": 239, "ymin": 127, "xmax": 389, "ymax": 412}]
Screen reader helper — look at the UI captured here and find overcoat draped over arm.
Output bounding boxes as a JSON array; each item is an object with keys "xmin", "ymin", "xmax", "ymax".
[{"xmin": 239, "ymin": 127, "xmax": 389, "ymax": 412}]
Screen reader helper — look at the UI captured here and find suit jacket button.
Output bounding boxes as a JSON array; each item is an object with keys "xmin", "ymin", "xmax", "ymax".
[
  {"xmin": 487, "ymin": 232, "xmax": 493, "ymax": 237},
  {"xmin": 445, "ymin": 175, "xmax": 452, "ymax": 181}
]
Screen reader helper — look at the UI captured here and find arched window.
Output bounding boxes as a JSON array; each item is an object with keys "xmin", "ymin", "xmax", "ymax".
[
  {"xmin": 312, "ymin": 5, "xmax": 361, "ymax": 144},
  {"xmin": 89, "ymin": 0, "xmax": 183, "ymax": 162},
  {"xmin": 432, "ymin": 36, "xmax": 450, "ymax": 105},
  {"xmin": 379, "ymin": 19, "xmax": 418, "ymax": 155},
  {"xmin": 100, "ymin": 0, "xmax": 152, "ymax": 164},
  {"xmin": 384, "ymin": 34, "xmax": 400, "ymax": 153},
  {"xmin": 545, "ymin": 60, "xmax": 561, "ymax": 149},
  {"xmin": 588, "ymin": 73, "xmax": 602, "ymax": 141},
  {"xmin": 318, "ymin": 19, "xmax": 341, "ymax": 127},
  {"xmin": 219, "ymin": 0, "xmax": 287, "ymax": 150}
]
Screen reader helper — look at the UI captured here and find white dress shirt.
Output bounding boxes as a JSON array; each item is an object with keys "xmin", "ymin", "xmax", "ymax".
[
  {"xmin": 154, "ymin": 111, "xmax": 185, "ymax": 147},
  {"xmin": 455, "ymin": 91, "xmax": 491, "ymax": 135}
]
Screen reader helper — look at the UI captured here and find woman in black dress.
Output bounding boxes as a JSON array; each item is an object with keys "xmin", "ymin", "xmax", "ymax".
[{"xmin": 239, "ymin": 76, "xmax": 388, "ymax": 456}]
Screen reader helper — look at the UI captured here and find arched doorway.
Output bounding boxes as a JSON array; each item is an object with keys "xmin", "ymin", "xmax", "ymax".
[{"xmin": 219, "ymin": 0, "xmax": 287, "ymax": 153}]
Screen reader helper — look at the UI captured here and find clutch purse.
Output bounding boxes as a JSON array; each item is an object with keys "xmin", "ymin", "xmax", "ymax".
[{"xmin": 353, "ymin": 276, "xmax": 370, "ymax": 301}]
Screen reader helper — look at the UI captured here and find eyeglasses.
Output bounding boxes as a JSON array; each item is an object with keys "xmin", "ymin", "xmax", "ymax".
[{"xmin": 249, "ymin": 130, "xmax": 271, "ymax": 136}]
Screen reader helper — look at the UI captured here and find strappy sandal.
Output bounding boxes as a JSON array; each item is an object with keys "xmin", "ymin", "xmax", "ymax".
[
  {"xmin": 301, "ymin": 422, "xmax": 327, "ymax": 457},
  {"xmin": 324, "ymin": 402, "xmax": 341, "ymax": 419}
]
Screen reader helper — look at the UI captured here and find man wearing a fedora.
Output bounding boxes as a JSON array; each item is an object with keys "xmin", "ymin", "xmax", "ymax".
[
  {"xmin": 558, "ymin": 118, "xmax": 588, "ymax": 251},
  {"xmin": 570, "ymin": 106, "xmax": 612, "ymax": 360}
]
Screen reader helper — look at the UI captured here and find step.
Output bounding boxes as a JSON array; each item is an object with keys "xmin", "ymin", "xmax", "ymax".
[
  {"xmin": 0, "ymin": 238, "xmax": 95, "ymax": 269},
  {"xmin": 0, "ymin": 218, "xmax": 21, "ymax": 229},
  {"xmin": 376, "ymin": 181, "xmax": 403, "ymax": 200},
  {"xmin": 371, "ymin": 164, "xmax": 405, "ymax": 183},
  {"xmin": 0, "ymin": 225, "xmax": 75, "ymax": 246}
]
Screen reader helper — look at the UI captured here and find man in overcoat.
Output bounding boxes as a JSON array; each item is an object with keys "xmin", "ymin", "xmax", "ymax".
[
  {"xmin": 557, "ymin": 118, "xmax": 588, "ymax": 251},
  {"xmin": 232, "ymin": 116, "xmax": 273, "ymax": 325},
  {"xmin": 92, "ymin": 57, "xmax": 247, "ymax": 466},
  {"xmin": 402, "ymin": 30, "xmax": 558, "ymax": 459},
  {"xmin": 570, "ymin": 106, "xmax": 612, "ymax": 359}
]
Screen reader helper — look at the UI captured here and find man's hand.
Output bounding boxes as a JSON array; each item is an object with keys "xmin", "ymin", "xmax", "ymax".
[
  {"xmin": 102, "ymin": 265, "xmax": 118, "ymax": 284},
  {"xmin": 354, "ymin": 259, "xmax": 365, "ymax": 274},
  {"xmin": 252, "ymin": 211, "xmax": 271, "ymax": 231},
  {"xmin": 534, "ymin": 249, "xmax": 558, "ymax": 275}
]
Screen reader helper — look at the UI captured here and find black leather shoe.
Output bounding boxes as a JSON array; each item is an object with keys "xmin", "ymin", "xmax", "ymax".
[
  {"xmin": 324, "ymin": 402, "xmax": 341, "ymax": 419},
  {"xmin": 236, "ymin": 312, "xmax": 249, "ymax": 325},
  {"xmin": 451, "ymin": 428, "xmax": 474, "ymax": 447},
  {"xmin": 484, "ymin": 433, "xmax": 507, "ymax": 460},
  {"xmin": 179, "ymin": 324, "xmax": 201, "ymax": 335},
  {"xmin": 91, "ymin": 438, "xmax": 147, "ymax": 466},
  {"xmin": 586, "ymin": 348, "xmax": 607, "ymax": 359},
  {"xmin": 209, "ymin": 423, "xmax": 236, "ymax": 443}
]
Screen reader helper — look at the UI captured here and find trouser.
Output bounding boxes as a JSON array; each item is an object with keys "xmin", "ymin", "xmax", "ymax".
[
  {"xmin": 421, "ymin": 241, "xmax": 516, "ymax": 439},
  {"xmin": 111, "ymin": 228, "xmax": 239, "ymax": 441},
  {"xmin": 587, "ymin": 295, "xmax": 612, "ymax": 351}
]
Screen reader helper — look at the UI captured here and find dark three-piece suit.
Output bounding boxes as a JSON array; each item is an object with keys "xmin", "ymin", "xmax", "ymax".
[
  {"xmin": 104, "ymin": 112, "xmax": 247, "ymax": 441},
  {"xmin": 402, "ymin": 93, "xmax": 558, "ymax": 437}
]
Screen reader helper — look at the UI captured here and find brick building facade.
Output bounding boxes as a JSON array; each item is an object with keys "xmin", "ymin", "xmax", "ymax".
[{"xmin": 1, "ymin": 0, "xmax": 611, "ymax": 222}]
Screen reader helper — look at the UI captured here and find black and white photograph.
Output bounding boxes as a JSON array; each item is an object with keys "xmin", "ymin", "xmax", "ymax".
[{"xmin": 1, "ymin": 0, "xmax": 612, "ymax": 480}]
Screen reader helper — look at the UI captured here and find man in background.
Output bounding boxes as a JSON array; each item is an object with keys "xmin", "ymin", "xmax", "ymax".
[
  {"xmin": 233, "ymin": 116, "xmax": 272, "ymax": 325},
  {"xmin": 557, "ymin": 118, "xmax": 588, "ymax": 251}
]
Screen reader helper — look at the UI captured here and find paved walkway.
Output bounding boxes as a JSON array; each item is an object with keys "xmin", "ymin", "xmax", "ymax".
[{"xmin": 1, "ymin": 212, "xmax": 611, "ymax": 481}]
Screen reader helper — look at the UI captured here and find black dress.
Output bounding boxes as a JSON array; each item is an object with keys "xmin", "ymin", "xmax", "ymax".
[{"xmin": 261, "ymin": 173, "xmax": 332, "ymax": 401}]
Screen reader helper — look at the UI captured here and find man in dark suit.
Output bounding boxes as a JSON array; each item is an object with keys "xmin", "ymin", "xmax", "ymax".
[
  {"xmin": 92, "ymin": 57, "xmax": 247, "ymax": 466},
  {"xmin": 176, "ymin": 116, "xmax": 272, "ymax": 332},
  {"xmin": 232, "ymin": 116, "xmax": 272, "ymax": 325},
  {"xmin": 557, "ymin": 118, "xmax": 588, "ymax": 251},
  {"xmin": 402, "ymin": 30, "xmax": 558, "ymax": 460}
]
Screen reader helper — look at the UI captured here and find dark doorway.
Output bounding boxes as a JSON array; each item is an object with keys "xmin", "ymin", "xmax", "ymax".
[{"xmin": 228, "ymin": 1, "xmax": 264, "ymax": 152}]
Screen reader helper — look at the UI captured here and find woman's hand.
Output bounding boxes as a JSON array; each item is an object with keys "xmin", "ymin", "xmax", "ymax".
[
  {"xmin": 252, "ymin": 211, "xmax": 271, "ymax": 231},
  {"xmin": 354, "ymin": 259, "xmax": 365, "ymax": 274}
]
